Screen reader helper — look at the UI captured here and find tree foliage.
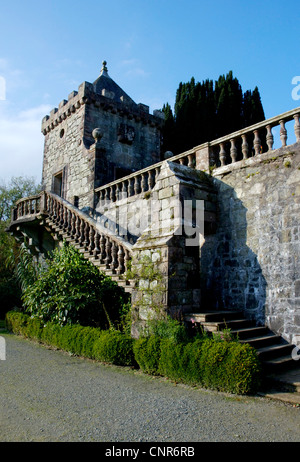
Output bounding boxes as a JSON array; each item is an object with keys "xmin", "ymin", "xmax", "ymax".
[
  {"xmin": 0, "ymin": 176, "xmax": 41, "ymax": 316},
  {"xmin": 162, "ymin": 71, "xmax": 265, "ymax": 155},
  {"xmin": 22, "ymin": 242, "xmax": 129, "ymax": 328}
]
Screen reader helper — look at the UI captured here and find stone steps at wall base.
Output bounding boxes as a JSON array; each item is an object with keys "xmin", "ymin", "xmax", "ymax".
[
  {"xmin": 183, "ymin": 310, "xmax": 298, "ymax": 375},
  {"xmin": 184, "ymin": 310, "xmax": 244, "ymax": 323},
  {"xmin": 195, "ymin": 319, "xmax": 253, "ymax": 333}
]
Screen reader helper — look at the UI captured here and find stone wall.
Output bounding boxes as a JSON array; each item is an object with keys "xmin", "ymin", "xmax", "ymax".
[
  {"xmin": 124, "ymin": 161, "xmax": 217, "ymax": 337},
  {"xmin": 201, "ymin": 143, "xmax": 300, "ymax": 345},
  {"xmin": 41, "ymin": 79, "xmax": 163, "ymax": 211}
]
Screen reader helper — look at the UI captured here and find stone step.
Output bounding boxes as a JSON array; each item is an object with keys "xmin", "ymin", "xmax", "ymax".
[
  {"xmin": 184, "ymin": 310, "xmax": 244, "ymax": 323},
  {"xmin": 239, "ymin": 333, "xmax": 282, "ymax": 349},
  {"xmin": 263, "ymin": 354, "xmax": 298, "ymax": 372},
  {"xmin": 256, "ymin": 343, "xmax": 294, "ymax": 360},
  {"xmin": 199, "ymin": 319, "xmax": 253, "ymax": 333},
  {"xmin": 230, "ymin": 325, "xmax": 270, "ymax": 340}
]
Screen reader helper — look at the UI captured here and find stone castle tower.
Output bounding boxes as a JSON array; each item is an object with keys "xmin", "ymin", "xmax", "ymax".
[{"xmin": 41, "ymin": 61, "xmax": 164, "ymax": 211}]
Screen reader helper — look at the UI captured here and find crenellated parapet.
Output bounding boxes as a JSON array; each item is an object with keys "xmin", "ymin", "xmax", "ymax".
[{"xmin": 41, "ymin": 80, "xmax": 164, "ymax": 136}]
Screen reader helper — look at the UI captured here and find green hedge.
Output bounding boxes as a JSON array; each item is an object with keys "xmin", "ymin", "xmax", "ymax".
[
  {"xmin": 133, "ymin": 335, "xmax": 162, "ymax": 375},
  {"xmin": 5, "ymin": 311, "xmax": 262, "ymax": 394},
  {"xmin": 158, "ymin": 338, "xmax": 262, "ymax": 394}
]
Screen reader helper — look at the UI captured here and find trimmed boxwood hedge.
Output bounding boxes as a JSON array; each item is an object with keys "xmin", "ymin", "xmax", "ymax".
[{"xmin": 5, "ymin": 311, "xmax": 262, "ymax": 394}]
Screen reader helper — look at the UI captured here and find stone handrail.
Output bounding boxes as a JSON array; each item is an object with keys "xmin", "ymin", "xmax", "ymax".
[
  {"xmin": 94, "ymin": 150, "xmax": 198, "ymax": 207},
  {"xmin": 12, "ymin": 191, "xmax": 132, "ymax": 276},
  {"xmin": 94, "ymin": 106, "xmax": 300, "ymax": 206},
  {"xmin": 208, "ymin": 106, "xmax": 300, "ymax": 167}
]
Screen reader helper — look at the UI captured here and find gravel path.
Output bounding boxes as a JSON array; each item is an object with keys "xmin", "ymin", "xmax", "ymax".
[{"xmin": 0, "ymin": 332, "xmax": 299, "ymax": 443}]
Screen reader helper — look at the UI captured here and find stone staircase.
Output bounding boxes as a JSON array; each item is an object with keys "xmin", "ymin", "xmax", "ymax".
[
  {"xmin": 8, "ymin": 191, "xmax": 135, "ymax": 294},
  {"xmin": 184, "ymin": 310, "xmax": 299, "ymax": 374},
  {"xmin": 43, "ymin": 216, "xmax": 135, "ymax": 294}
]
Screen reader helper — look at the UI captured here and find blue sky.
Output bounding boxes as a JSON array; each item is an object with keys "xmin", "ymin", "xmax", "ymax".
[{"xmin": 0, "ymin": 0, "xmax": 299, "ymax": 183}]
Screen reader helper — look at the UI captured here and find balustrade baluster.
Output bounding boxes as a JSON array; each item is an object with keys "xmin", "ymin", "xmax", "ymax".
[
  {"xmin": 63, "ymin": 207, "xmax": 68, "ymax": 230},
  {"xmin": 230, "ymin": 139, "xmax": 237, "ymax": 163},
  {"xmin": 187, "ymin": 154, "xmax": 194, "ymax": 168},
  {"xmin": 100, "ymin": 234, "xmax": 106, "ymax": 263},
  {"xmin": 116, "ymin": 184, "xmax": 121, "ymax": 201},
  {"xmin": 110, "ymin": 185, "xmax": 116, "ymax": 202},
  {"xmin": 148, "ymin": 170, "xmax": 154, "ymax": 189},
  {"xmin": 266, "ymin": 125, "xmax": 274, "ymax": 151},
  {"xmin": 294, "ymin": 114, "xmax": 300, "ymax": 142},
  {"xmin": 49, "ymin": 197, "xmax": 53, "ymax": 216},
  {"xmin": 241, "ymin": 135, "xmax": 249, "ymax": 159},
  {"xmin": 70, "ymin": 212, "xmax": 76, "ymax": 236},
  {"xmin": 117, "ymin": 245, "xmax": 125, "ymax": 275},
  {"xmin": 105, "ymin": 188, "xmax": 110, "ymax": 206},
  {"xmin": 179, "ymin": 157, "xmax": 185, "ymax": 165},
  {"xmin": 79, "ymin": 219, "xmax": 85, "ymax": 245},
  {"xmin": 105, "ymin": 238, "xmax": 112, "ymax": 268},
  {"xmin": 75, "ymin": 216, "xmax": 81, "ymax": 242},
  {"xmin": 99, "ymin": 190, "xmax": 105, "ymax": 208},
  {"xmin": 141, "ymin": 174, "xmax": 147, "ymax": 192},
  {"xmin": 54, "ymin": 202, "xmax": 59, "ymax": 224},
  {"xmin": 253, "ymin": 130, "xmax": 261, "ymax": 156},
  {"xmin": 219, "ymin": 143, "xmax": 226, "ymax": 166},
  {"xmin": 155, "ymin": 167, "xmax": 161, "ymax": 183},
  {"xmin": 279, "ymin": 120, "xmax": 287, "ymax": 147},
  {"xmin": 84, "ymin": 222, "xmax": 90, "ymax": 249},
  {"xmin": 89, "ymin": 226, "xmax": 95, "ymax": 253},
  {"xmin": 111, "ymin": 242, "xmax": 118, "ymax": 272},
  {"xmin": 122, "ymin": 180, "xmax": 128, "ymax": 199},
  {"xmin": 94, "ymin": 232, "xmax": 100, "ymax": 258},
  {"xmin": 134, "ymin": 176, "xmax": 140, "ymax": 195},
  {"xmin": 60, "ymin": 204, "xmax": 65, "ymax": 228},
  {"xmin": 124, "ymin": 249, "xmax": 130, "ymax": 276},
  {"xmin": 128, "ymin": 178, "xmax": 134, "ymax": 196}
]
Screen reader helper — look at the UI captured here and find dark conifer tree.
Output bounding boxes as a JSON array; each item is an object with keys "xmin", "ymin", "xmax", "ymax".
[{"xmin": 162, "ymin": 71, "xmax": 265, "ymax": 155}]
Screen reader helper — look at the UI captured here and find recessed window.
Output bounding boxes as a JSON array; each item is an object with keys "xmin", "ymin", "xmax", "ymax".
[
  {"xmin": 60, "ymin": 128, "xmax": 65, "ymax": 138},
  {"xmin": 53, "ymin": 171, "xmax": 63, "ymax": 197}
]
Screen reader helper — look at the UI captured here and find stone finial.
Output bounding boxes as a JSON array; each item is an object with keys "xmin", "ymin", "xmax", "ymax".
[
  {"xmin": 100, "ymin": 60, "xmax": 109, "ymax": 76},
  {"xmin": 92, "ymin": 128, "xmax": 103, "ymax": 143}
]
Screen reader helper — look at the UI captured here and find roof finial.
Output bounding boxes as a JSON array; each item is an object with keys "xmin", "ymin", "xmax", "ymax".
[{"xmin": 100, "ymin": 60, "xmax": 108, "ymax": 76}]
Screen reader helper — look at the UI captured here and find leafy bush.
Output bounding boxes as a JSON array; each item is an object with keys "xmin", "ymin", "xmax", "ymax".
[
  {"xmin": 133, "ymin": 335, "xmax": 162, "ymax": 375},
  {"xmin": 93, "ymin": 329, "xmax": 136, "ymax": 366},
  {"xmin": 158, "ymin": 337, "xmax": 262, "ymax": 394},
  {"xmin": 22, "ymin": 242, "xmax": 129, "ymax": 328},
  {"xmin": 146, "ymin": 316, "xmax": 189, "ymax": 344}
]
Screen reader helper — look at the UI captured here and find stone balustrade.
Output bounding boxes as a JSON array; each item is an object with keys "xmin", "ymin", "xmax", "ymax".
[
  {"xmin": 94, "ymin": 106, "xmax": 300, "ymax": 205},
  {"xmin": 13, "ymin": 194, "xmax": 42, "ymax": 221},
  {"xmin": 94, "ymin": 150, "xmax": 197, "ymax": 207},
  {"xmin": 12, "ymin": 191, "xmax": 132, "ymax": 276},
  {"xmin": 209, "ymin": 107, "xmax": 300, "ymax": 168}
]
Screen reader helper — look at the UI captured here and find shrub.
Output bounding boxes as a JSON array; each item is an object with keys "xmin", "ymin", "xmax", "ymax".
[
  {"xmin": 22, "ymin": 242, "xmax": 129, "ymax": 328},
  {"xmin": 93, "ymin": 330, "xmax": 136, "ymax": 366},
  {"xmin": 158, "ymin": 337, "xmax": 262, "ymax": 394},
  {"xmin": 146, "ymin": 316, "xmax": 189, "ymax": 344},
  {"xmin": 133, "ymin": 335, "xmax": 162, "ymax": 375}
]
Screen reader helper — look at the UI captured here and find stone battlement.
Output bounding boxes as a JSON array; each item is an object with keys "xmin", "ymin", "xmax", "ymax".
[{"xmin": 41, "ymin": 80, "xmax": 164, "ymax": 135}]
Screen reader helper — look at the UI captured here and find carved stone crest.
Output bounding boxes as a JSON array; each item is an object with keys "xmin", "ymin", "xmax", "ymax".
[{"xmin": 118, "ymin": 124, "xmax": 135, "ymax": 144}]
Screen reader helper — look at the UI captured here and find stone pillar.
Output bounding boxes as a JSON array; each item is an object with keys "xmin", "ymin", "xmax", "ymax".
[{"xmin": 195, "ymin": 143, "xmax": 211, "ymax": 171}]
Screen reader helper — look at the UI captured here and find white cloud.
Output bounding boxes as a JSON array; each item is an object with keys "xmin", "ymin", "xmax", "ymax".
[{"xmin": 0, "ymin": 103, "xmax": 51, "ymax": 183}]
